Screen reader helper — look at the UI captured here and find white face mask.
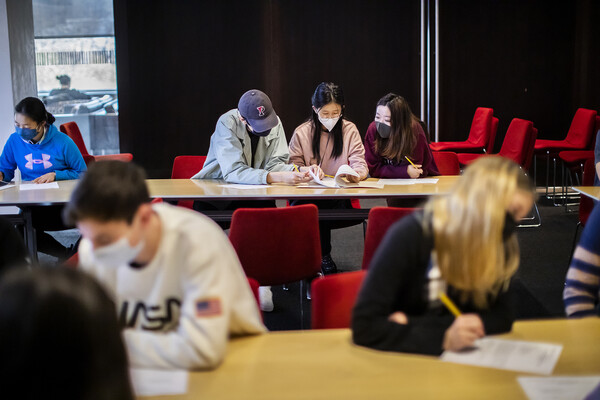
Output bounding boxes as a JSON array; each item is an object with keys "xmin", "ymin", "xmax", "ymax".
[
  {"xmin": 92, "ymin": 236, "xmax": 144, "ymax": 267},
  {"xmin": 318, "ymin": 115, "xmax": 340, "ymax": 132}
]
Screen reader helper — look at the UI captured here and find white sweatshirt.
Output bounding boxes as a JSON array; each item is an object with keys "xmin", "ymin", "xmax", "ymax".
[{"xmin": 78, "ymin": 203, "xmax": 266, "ymax": 370}]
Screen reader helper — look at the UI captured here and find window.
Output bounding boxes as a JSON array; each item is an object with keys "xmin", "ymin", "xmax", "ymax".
[{"xmin": 32, "ymin": 0, "xmax": 119, "ymax": 155}]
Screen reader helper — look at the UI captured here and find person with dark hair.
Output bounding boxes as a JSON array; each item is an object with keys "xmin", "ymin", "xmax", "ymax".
[
  {"xmin": 365, "ymin": 93, "xmax": 438, "ymax": 179},
  {"xmin": 64, "ymin": 161, "xmax": 265, "ymax": 369},
  {"xmin": 0, "ymin": 266, "xmax": 134, "ymax": 400},
  {"xmin": 288, "ymin": 82, "xmax": 368, "ymax": 274},
  {"xmin": 192, "ymin": 89, "xmax": 316, "ymax": 185},
  {"xmin": 47, "ymin": 74, "xmax": 91, "ymax": 101},
  {"xmin": 0, "ymin": 97, "xmax": 87, "ymax": 258},
  {"xmin": 0, "ymin": 217, "xmax": 29, "ymax": 271}
]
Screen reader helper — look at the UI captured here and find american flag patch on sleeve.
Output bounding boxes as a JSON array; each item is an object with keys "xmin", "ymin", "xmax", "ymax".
[{"xmin": 195, "ymin": 298, "xmax": 222, "ymax": 317}]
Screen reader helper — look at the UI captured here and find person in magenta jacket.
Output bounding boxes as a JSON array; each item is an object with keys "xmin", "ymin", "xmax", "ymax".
[{"xmin": 365, "ymin": 93, "xmax": 438, "ymax": 179}]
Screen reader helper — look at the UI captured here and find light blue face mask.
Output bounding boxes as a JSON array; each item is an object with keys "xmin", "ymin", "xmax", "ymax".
[{"xmin": 16, "ymin": 126, "xmax": 38, "ymax": 141}]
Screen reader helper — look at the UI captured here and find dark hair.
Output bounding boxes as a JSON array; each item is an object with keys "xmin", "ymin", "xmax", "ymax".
[
  {"xmin": 374, "ymin": 93, "xmax": 419, "ymax": 163},
  {"xmin": 310, "ymin": 82, "xmax": 345, "ymax": 164},
  {"xmin": 0, "ymin": 266, "xmax": 134, "ymax": 400},
  {"xmin": 15, "ymin": 97, "xmax": 56, "ymax": 125},
  {"xmin": 57, "ymin": 74, "xmax": 71, "ymax": 85},
  {"xmin": 64, "ymin": 161, "xmax": 150, "ymax": 226}
]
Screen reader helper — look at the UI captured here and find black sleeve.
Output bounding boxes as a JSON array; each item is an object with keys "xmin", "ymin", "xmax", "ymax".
[
  {"xmin": 351, "ymin": 213, "xmax": 453, "ymax": 356},
  {"xmin": 0, "ymin": 217, "xmax": 29, "ymax": 272},
  {"xmin": 478, "ymin": 280, "xmax": 515, "ymax": 335},
  {"xmin": 352, "ymin": 213, "xmax": 517, "ymax": 356}
]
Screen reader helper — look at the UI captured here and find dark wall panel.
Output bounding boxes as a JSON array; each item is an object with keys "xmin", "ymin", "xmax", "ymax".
[
  {"xmin": 438, "ymin": 0, "xmax": 600, "ymax": 150},
  {"xmin": 114, "ymin": 0, "xmax": 421, "ymax": 177}
]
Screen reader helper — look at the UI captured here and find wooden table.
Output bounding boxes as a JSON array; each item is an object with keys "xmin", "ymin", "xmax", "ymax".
[
  {"xmin": 0, "ymin": 177, "xmax": 459, "ymax": 256},
  {"xmin": 141, "ymin": 318, "xmax": 600, "ymax": 400},
  {"xmin": 573, "ymin": 186, "xmax": 600, "ymax": 201}
]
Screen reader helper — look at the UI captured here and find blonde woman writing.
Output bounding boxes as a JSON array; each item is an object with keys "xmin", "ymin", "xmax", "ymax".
[{"xmin": 352, "ymin": 156, "xmax": 535, "ymax": 355}]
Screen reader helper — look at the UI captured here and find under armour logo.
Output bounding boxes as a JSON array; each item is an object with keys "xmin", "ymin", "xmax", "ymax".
[
  {"xmin": 257, "ymin": 106, "xmax": 265, "ymax": 117},
  {"xmin": 24, "ymin": 153, "xmax": 52, "ymax": 170}
]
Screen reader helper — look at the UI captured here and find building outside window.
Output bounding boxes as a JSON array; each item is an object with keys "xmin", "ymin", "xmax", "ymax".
[{"xmin": 32, "ymin": 0, "xmax": 119, "ymax": 155}]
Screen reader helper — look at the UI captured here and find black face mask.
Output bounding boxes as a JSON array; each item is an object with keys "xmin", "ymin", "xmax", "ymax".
[
  {"xmin": 503, "ymin": 212, "xmax": 517, "ymax": 240},
  {"xmin": 376, "ymin": 122, "xmax": 392, "ymax": 139}
]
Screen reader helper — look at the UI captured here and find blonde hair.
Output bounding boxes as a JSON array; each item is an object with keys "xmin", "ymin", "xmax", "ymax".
[{"xmin": 424, "ymin": 156, "xmax": 535, "ymax": 308}]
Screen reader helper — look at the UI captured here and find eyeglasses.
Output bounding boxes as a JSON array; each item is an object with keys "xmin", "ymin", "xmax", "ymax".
[{"xmin": 315, "ymin": 108, "xmax": 342, "ymax": 119}]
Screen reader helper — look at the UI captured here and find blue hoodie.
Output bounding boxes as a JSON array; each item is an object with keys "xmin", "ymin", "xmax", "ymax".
[{"xmin": 0, "ymin": 124, "xmax": 87, "ymax": 181}]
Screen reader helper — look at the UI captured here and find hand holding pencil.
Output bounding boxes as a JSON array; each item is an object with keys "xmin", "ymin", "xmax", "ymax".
[
  {"xmin": 405, "ymin": 156, "xmax": 423, "ymax": 178},
  {"xmin": 440, "ymin": 291, "xmax": 485, "ymax": 351}
]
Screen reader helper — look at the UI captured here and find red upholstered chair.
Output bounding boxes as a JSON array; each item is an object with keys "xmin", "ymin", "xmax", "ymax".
[
  {"xmin": 431, "ymin": 151, "xmax": 460, "ymax": 175},
  {"xmin": 570, "ymin": 158, "xmax": 596, "ymax": 260},
  {"xmin": 362, "ymin": 207, "xmax": 416, "ymax": 270},
  {"xmin": 228, "ymin": 204, "xmax": 322, "ymax": 326},
  {"xmin": 311, "ymin": 270, "xmax": 367, "ymax": 329},
  {"xmin": 558, "ymin": 116, "xmax": 600, "ymax": 201},
  {"xmin": 430, "ymin": 108, "xmax": 494, "ymax": 153},
  {"xmin": 171, "ymin": 156, "xmax": 207, "ymax": 209},
  {"xmin": 59, "ymin": 121, "xmax": 133, "ymax": 164},
  {"xmin": 533, "ymin": 108, "xmax": 597, "ymax": 198},
  {"xmin": 246, "ymin": 277, "xmax": 261, "ymax": 315},
  {"xmin": 457, "ymin": 118, "xmax": 534, "ymax": 168},
  {"xmin": 523, "ymin": 127, "xmax": 538, "ymax": 173}
]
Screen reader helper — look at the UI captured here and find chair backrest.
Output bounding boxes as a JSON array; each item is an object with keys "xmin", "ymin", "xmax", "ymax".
[
  {"xmin": 171, "ymin": 156, "xmax": 207, "ymax": 209},
  {"xmin": 565, "ymin": 108, "xmax": 597, "ymax": 149},
  {"xmin": 580, "ymin": 157, "xmax": 596, "ymax": 225},
  {"xmin": 362, "ymin": 207, "xmax": 416, "ymax": 270},
  {"xmin": 431, "ymin": 151, "xmax": 461, "ymax": 175},
  {"xmin": 523, "ymin": 127, "xmax": 538, "ymax": 172},
  {"xmin": 59, "ymin": 122, "xmax": 90, "ymax": 157},
  {"xmin": 94, "ymin": 153, "xmax": 134, "ymax": 162},
  {"xmin": 498, "ymin": 118, "xmax": 534, "ymax": 167},
  {"xmin": 486, "ymin": 117, "xmax": 499, "ymax": 153},
  {"xmin": 229, "ymin": 204, "xmax": 322, "ymax": 285},
  {"xmin": 171, "ymin": 156, "xmax": 207, "ymax": 179},
  {"xmin": 311, "ymin": 270, "xmax": 367, "ymax": 329},
  {"xmin": 246, "ymin": 277, "xmax": 261, "ymax": 312},
  {"xmin": 467, "ymin": 107, "xmax": 494, "ymax": 148}
]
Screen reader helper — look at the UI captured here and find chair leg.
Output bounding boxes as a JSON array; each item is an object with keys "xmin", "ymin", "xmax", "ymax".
[
  {"xmin": 299, "ymin": 280, "xmax": 305, "ymax": 330},
  {"xmin": 518, "ymin": 202, "xmax": 542, "ymax": 228}
]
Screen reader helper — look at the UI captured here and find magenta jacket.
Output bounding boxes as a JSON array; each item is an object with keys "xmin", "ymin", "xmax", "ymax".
[{"xmin": 364, "ymin": 121, "xmax": 439, "ymax": 178}]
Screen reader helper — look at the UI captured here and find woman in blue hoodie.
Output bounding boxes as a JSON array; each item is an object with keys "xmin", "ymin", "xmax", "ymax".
[{"xmin": 0, "ymin": 97, "xmax": 86, "ymax": 258}]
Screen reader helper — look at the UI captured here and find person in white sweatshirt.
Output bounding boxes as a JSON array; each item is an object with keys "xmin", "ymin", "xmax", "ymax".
[{"xmin": 63, "ymin": 161, "xmax": 265, "ymax": 370}]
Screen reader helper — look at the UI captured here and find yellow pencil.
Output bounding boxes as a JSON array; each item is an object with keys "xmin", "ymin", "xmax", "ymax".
[
  {"xmin": 324, "ymin": 174, "xmax": 334, "ymax": 178},
  {"xmin": 405, "ymin": 156, "xmax": 417, "ymax": 168},
  {"xmin": 293, "ymin": 164, "xmax": 300, "ymax": 173},
  {"xmin": 439, "ymin": 292, "xmax": 462, "ymax": 317}
]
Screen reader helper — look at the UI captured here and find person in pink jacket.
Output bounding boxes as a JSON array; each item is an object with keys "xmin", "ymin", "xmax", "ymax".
[
  {"xmin": 365, "ymin": 93, "xmax": 438, "ymax": 179},
  {"xmin": 289, "ymin": 82, "xmax": 368, "ymax": 274}
]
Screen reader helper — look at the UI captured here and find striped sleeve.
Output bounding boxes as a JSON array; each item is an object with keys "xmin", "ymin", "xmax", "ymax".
[{"xmin": 564, "ymin": 216, "xmax": 600, "ymax": 317}]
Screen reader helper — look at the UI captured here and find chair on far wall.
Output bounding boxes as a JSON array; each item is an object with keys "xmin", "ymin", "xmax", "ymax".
[
  {"xmin": 362, "ymin": 207, "xmax": 416, "ymax": 270},
  {"xmin": 533, "ymin": 108, "xmax": 597, "ymax": 200},
  {"xmin": 457, "ymin": 118, "xmax": 535, "ymax": 168},
  {"xmin": 59, "ymin": 121, "xmax": 133, "ymax": 164},
  {"xmin": 569, "ymin": 157, "xmax": 596, "ymax": 262},
  {"xmin": 171, "ymin": 156, "xmax": 207, "ymax": 209},
  {"xmin": 430, "ymin": 107, "xmax": 495, "ymax": 153},
  {"xmin": 228, "ymin": 204, "xmax": 322, "ymax": 328},
  {"xmin": 431, "ymin": 151, "xmax": 461, "ymax": 175},
  {"xmin": 311, "ymin": 270, "xmax": 367, "ymax": 329}
]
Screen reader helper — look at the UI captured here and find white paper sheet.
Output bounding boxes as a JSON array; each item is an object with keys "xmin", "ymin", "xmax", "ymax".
[
  {"xmin": 518, "ymin": 376, "xmax": 600, "ymax": 400},
  {"xmin": 0, "ymin": 183, "xmax": 14, "ymax": 191},
  {"xmin": 217, "ymin": 184, "xmax": 271, "ymax": 189},
  {"xmin": 19, "ymin": 182, "xmax": 59, "ymax": 190},
  {"xmin": 377, "ymin": 178, "xmax": 439, "ymax": 185},
  {"xmin": 440, "ymin": 338, "xmax": 563, "ymax": 375},
  {"xmin": 130, "ymin": 368, "xmax": 188, "ymax": 397},
  {"xmin": 306, "ymin": 165, "xmax": 380, "ymax": 189}
]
